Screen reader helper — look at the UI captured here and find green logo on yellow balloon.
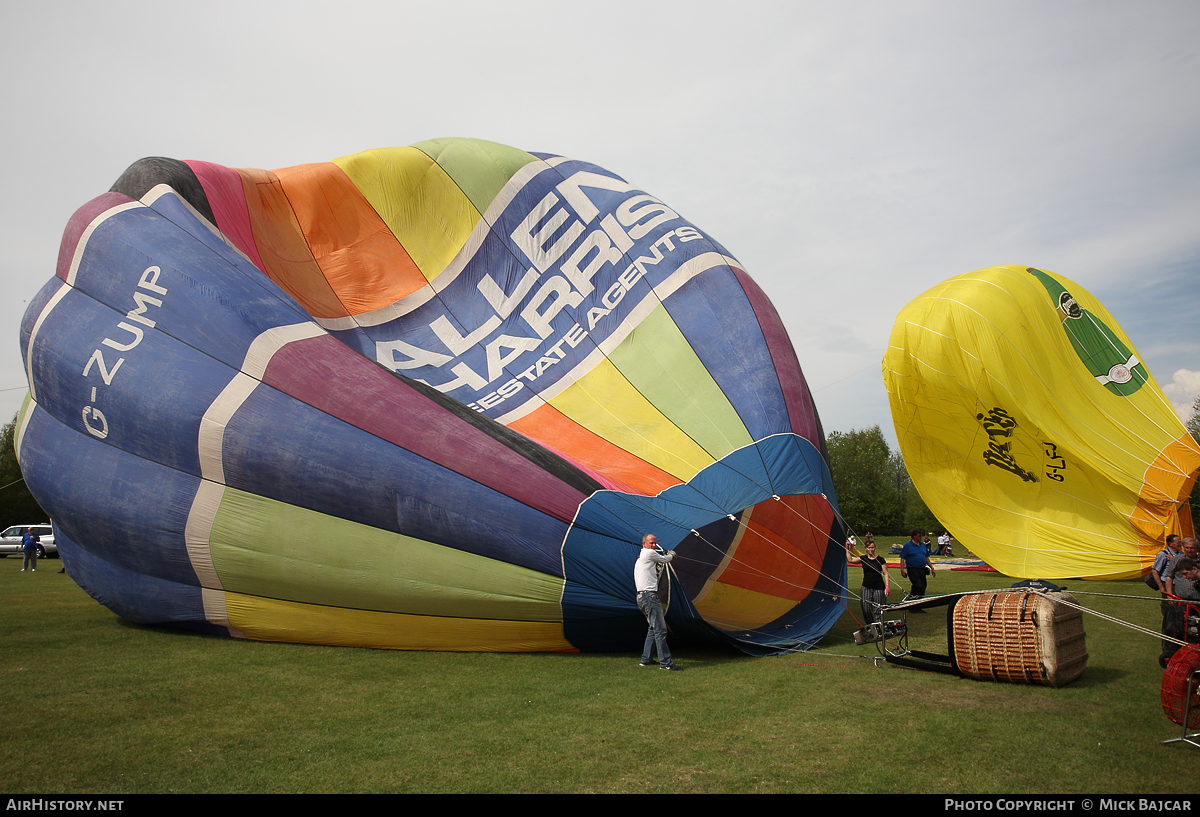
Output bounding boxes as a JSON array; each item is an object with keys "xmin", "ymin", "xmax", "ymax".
[{"xmin": 1027, "ymin": 268, "xmax": 1145, "ymax": 396}]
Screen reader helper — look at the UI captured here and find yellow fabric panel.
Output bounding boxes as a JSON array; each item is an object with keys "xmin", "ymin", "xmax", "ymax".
[
  {"xmin": 548, "ymin": 357, "xmax": 716, "ymax": 482},
  {"xmin": 207, "ymin": 487, "xmax": 565, "ymax": 623},
  {"xmin": 223, "ymin": 592, "xmax": 574, "ymax": 652},
  {"xmin": 691, "ymin": 581, "xmax": 798, "ymax": 632},
  {"xmin": 331, "ymin": 146, "xmax": 481, "ymax": 283},
  {"xmin": 884, "ymin": 265, "xmax": 1200, "ymax": 579}
]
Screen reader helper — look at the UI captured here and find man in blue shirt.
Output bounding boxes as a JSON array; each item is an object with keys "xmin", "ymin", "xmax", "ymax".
[
  {"xmin": 21, "ymin": 528, "xmax": 40, "ymax": 572},
  {"xmin": 899, "ymin": 528, "xmax": 936, "ymax": 605}
]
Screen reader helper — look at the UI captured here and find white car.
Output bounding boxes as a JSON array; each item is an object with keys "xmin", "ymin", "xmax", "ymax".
[{"xmin": 0, "ymin": 525, "xmax": 57, "ymax": 559}]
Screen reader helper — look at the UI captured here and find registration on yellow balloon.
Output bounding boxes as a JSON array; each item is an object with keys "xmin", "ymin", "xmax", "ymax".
[{"xmin": 883, "ymin": 265, "xmax": 1200, "ymax": 580}]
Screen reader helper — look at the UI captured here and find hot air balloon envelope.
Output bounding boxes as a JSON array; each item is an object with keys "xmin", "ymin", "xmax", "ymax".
[
  {"xmin": 19, "ymin": 139, "xmax": 846, "ymax": 653},
  {"xmin": 883, "ymin": 265, "xmax": 1200, "ymax": 579}
]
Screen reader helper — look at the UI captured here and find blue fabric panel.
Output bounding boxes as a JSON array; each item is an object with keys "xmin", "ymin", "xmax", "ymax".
[
  {"xmin": 759, "ymin": 433, "xmax": 841, "ymax": 512},
  {"xmin": 22, "ymin": 286, "xmax": 231, "ymax": 477},
  {"xmin": 57, "ymin": 527, "xmax": 221, "ymax": 633},
  {"xmin": 563, "ymin": 436, "xmax": 828, "ymax": 601},
  {"xmin": 326, "ymin": 324, "xmax": 379, "ymax": 361},
  {"xmin": 18, "ymin": 405, "xmax": 202, "ymax": 588},
  {"xmin": 558, "ymin": 580, "xmax": 646, "ymax": 652},
  {"xmin": 18, "ymin": 277, "xmax": 63, "ymax": 374},
  {"xmin": 221, "ymin": 383, "xmax": 569, "ymax": 576},
  {"xmin": 662, "ymin": 268, "xmax": 792, "ymax": 439},
  {"xmin": 67, "ymin": 195, "xmax": 312, "ymax": 369}
]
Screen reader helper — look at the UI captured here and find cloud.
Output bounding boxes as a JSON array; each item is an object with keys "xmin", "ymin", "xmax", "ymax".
[{"xmin": 1163, "ymin": 368, "xmax": 1200, "ymax": 422}]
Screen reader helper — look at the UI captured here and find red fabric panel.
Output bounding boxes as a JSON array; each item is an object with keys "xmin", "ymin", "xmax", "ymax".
[
  {"xmin": 57, "ymin": 192, "xmax": 133, "ymax": 281},
  {"xmin": 185, "ymin": 160, "xmax": 266, "ymax": 274},
  {"xmin": 724, "ymin": 494, "xmax": 833, "ymax": 600},
  {"xmin": 731, "ymin": 266, "xmax": 822, "ymax": 449}
]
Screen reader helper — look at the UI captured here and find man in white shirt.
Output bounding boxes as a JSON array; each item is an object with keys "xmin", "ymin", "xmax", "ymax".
[
  {"xmin": 635, "ymin": 533, "xmax": 682, "ymax": 671},
  {"xmin": 938, "ymin": 532, "xmax": 951, "ymax": 555}
]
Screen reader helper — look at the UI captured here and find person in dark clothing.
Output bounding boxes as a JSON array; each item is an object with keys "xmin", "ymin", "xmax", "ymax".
[
  {"xmin": 846, "ymin": 538, "xmax": 891, "ymax": 624},
  {"xmin": 899, "ymin": 528, "xmax": 935, "ymax": 604}
]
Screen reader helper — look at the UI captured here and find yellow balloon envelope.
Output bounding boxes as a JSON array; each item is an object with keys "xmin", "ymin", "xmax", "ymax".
[{"xmin": 883, "ymin": 265, "xmax": 1199, "ymax": 579}]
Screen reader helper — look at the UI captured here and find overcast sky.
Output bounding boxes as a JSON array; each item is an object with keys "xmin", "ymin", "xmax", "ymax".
[{"xmin": 2, "ymin": 0, "xmax": 1197, "ymax": 451}]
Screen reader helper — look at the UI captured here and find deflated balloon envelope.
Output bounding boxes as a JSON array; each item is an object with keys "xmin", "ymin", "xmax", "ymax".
[
  {"xmin": 18, "ymin": 138, "xmax": 844, "ymax": 653},
  {"xmin": 883, "ymin": 265, "xmax": 1200, "ymax": 580}
]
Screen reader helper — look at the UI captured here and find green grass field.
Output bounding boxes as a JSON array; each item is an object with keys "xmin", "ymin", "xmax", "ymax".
[{"xmin": 0, "ymin": 550, "xmax": 1192, "ymax": 794}]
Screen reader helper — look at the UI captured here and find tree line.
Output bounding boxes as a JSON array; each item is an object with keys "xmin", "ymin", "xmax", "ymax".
[
  {"xmin": 824, "ymin": 425, "xmax": 940, "ymax": 537},
  {"xmin": 0, "ymin": 411, "xmax": 47, "ymax": 529}
]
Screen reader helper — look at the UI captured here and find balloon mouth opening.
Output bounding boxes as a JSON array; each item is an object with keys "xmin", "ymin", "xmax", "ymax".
[{"xmin": 669, "ymin": 493, "xmax": 839, "ymax": 634}]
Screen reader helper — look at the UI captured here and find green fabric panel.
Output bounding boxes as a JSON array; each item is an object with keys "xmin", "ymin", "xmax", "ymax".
[
  {"xmin": 411, "ymin": 138, "xmax": 540, "ymax": 217},
  {"xmin": 208, "ymin": 488, "xmax": 564, "ymax": 622},
  {"xmin": 608, "ymin": 305, "xmax": 752, "ymax": 460}
]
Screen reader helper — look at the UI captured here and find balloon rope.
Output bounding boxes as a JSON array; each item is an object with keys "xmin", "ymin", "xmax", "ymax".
[
  {"xmin": 674, "ymin": 527, "xmax": 844, "ymax": 598},
  {"xmin": 679, "ymin": 506, "xmax": 868, "ymax": 629},
  {"xmin": 1055, "ymin": 589, "xmax": 1174, "ymax": 603},
  {"xmin": 1051, "ymin": 596, "xmax": 1181, "ymax": 644},
  {"xmin": 664, "ymin": 516, "xmax": 859, "ymax": 624}
]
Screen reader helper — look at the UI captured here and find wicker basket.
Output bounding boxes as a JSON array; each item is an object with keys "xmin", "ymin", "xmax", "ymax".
[{"xmin": 951, "ymin": 591, "xmax": 1088, "ymax": 687}]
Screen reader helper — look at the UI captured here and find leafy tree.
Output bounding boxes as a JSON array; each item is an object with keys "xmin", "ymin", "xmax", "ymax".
[
  {"xmin": 826, "ymin": 425, "xmax": 905, "ymax": 535},
  {"xmin": 887, "ymin": 451, "xmax": 940, "ymax": 532},
  {"xmin": 904, "ymin": 486, "xmax": 942, "ymax": 535},
  {"xmin": 0, "ymin": 410, "xmax": 47, "ymax": 529}
]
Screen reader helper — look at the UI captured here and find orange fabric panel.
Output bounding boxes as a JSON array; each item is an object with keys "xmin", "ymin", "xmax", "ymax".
[
  {"xmin": 1132, "ymin": 432, "xmax": 1200, "ymax": 550},
  {"xmin": 1141, "ymin": 432, "xmax": 1200, "ymax": 504},
  {"xmin": 237, "ymin": 166, "xmax": 346, "ymax": 319},
  {"xmin": 509, "ymin": 403, "xmax": 679, "ymax": 497},
  {"xmin": 274, "ymin": 163, "xmax": 427, "ymax": 316},
  {"xmin": 719, "ymin": 494, "xmax": 834, "ymax": 601}
]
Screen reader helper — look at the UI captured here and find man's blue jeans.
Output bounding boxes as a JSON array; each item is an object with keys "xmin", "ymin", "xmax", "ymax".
[{"xmin": 637, "ymin": 590, "xmax": 672, "ymax": 666}]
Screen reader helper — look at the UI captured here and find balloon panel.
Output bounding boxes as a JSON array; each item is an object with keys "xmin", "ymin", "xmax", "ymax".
[
  {"xmin": 20, "ymin": 139, "xmax": 843, "ymax": 653},
  {"xmin": 884, "ymin": 265, "xmax": 1200, "ymax": 579}
]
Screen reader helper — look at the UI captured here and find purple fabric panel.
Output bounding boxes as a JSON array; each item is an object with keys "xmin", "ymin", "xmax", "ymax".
[
  {"xmin": 184, "ymin": 160, "xmax": 266, "ymax": 274},
  {"xmin": 730, "ymin": 266, "xmax": 822, "ymax": 448},
  {"xmin": 261, "ymin": 334, "xmax": 591, "ymax": 523},
  {"xmin": 56, "ymin": 192, "xmax": 134, "ymax": 281}
]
